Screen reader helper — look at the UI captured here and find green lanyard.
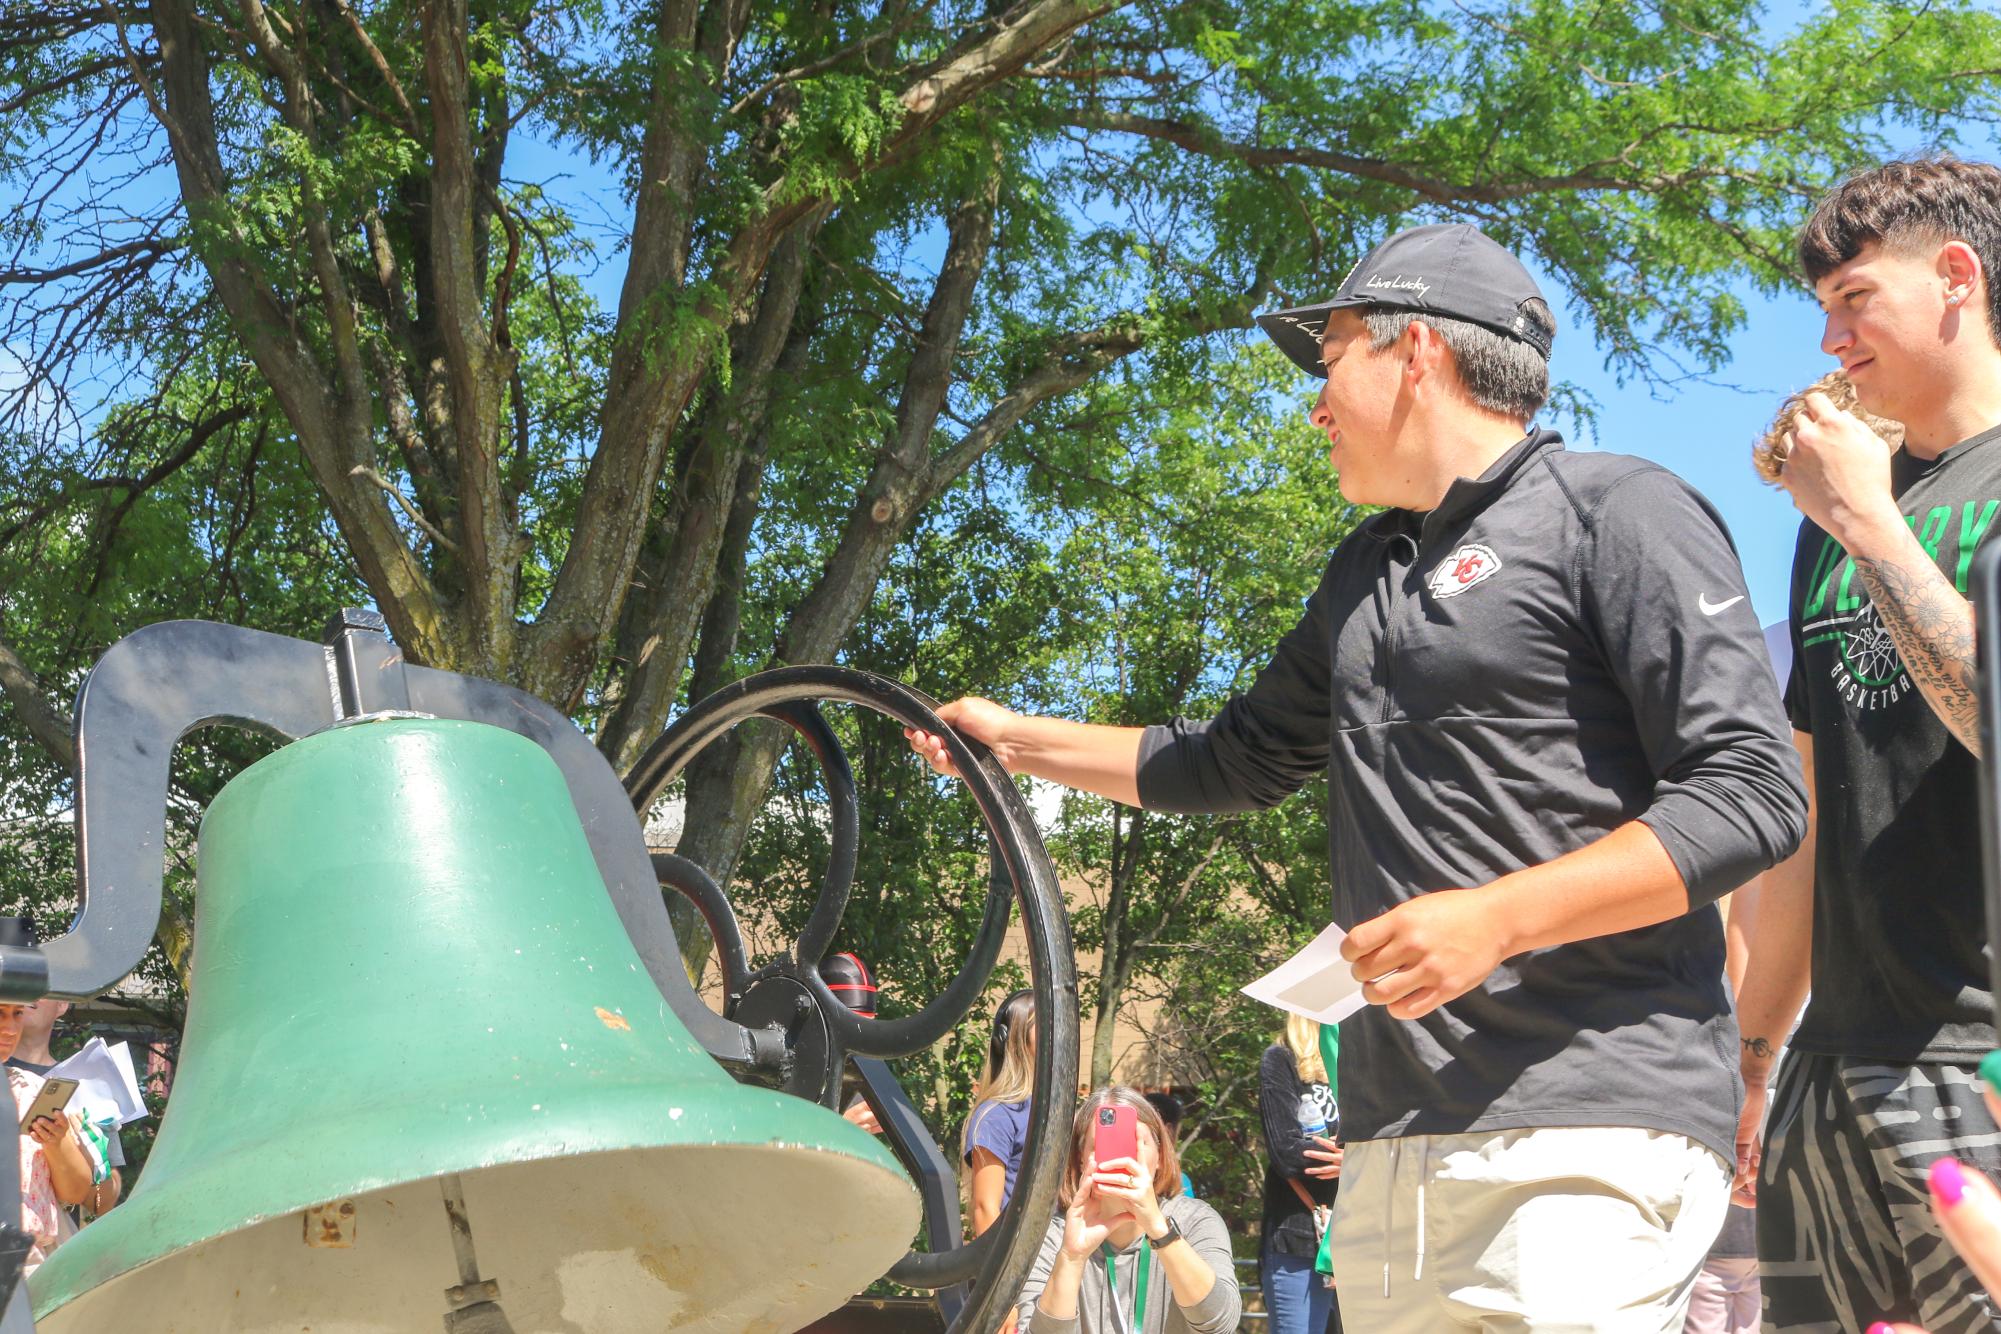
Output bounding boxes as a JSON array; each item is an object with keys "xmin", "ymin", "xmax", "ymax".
[{"xmin": 1100, "ymin": 1239, "xmax": 1152, "ymax": 1334}]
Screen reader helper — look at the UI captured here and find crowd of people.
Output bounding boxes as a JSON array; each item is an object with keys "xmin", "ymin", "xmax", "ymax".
[{"xmin": 899, "ymin": 152, "xmax": 2001, "ymax": 1332}]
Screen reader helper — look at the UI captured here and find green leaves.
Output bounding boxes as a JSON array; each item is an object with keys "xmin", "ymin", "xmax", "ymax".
[{"xmin": 773, "ymin": 75, "xmax": 909, "ymax": 206}]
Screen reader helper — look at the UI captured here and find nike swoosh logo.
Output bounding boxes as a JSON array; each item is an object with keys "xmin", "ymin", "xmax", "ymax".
[{"xmin": 1698, "ymin": 594, "xmax": 1745, "ymax": 617}]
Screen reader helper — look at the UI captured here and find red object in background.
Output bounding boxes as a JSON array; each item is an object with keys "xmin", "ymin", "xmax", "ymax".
[{"xmin": 818, "ymin": 952, "xmax": 878, "ymax": 1018}]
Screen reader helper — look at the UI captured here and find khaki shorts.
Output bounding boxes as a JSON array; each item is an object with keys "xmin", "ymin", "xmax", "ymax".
[{"xmin": 1328, "ymin": 1125, "xmax": 1731, "ymax": 1334}]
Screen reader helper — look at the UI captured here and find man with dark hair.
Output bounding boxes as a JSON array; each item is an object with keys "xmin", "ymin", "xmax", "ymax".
[
  {"xmin": 1737, "ymin": 153, "xmax": 2001, "ymax": 1333},
  {"xmin": 910, "ymin": 223, "xmax": 1806, "ymax": 1331}
]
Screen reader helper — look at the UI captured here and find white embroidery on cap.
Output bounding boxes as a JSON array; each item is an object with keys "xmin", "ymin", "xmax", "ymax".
[{"xmin": 1365, "ymin": 273, "xmax": 1432, "ymax": 300}]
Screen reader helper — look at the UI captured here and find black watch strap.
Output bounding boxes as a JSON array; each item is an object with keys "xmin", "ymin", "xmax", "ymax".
[{"xmin": 1152, "ymin": 1216, "xmax": 1185, "ymax": 1247}]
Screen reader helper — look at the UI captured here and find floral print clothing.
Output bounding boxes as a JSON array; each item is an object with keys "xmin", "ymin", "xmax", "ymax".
[{"xmin": 11, "ymin": 1067, "xmax": 69, "ymax": 1273}]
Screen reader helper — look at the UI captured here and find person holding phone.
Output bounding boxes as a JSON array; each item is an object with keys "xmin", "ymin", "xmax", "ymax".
[
  {"xmin": 1014, "ymin": 1087, "xmax": 1240, "ymax": 1334},
  {"xmin": 0, "ymin": 1000, "xmax": 97, "ymax": 1273},
  {"xmin": 9, "ymin": 994, "xmax": 123, "ymax": 1217}
]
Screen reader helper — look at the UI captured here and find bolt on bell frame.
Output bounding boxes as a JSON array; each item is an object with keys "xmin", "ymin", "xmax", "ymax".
[{"xmin": 1, "ymin": 610, "xmax": 1077, "ymax": 1334}]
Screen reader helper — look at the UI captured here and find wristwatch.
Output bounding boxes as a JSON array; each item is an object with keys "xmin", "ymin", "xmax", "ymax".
[{"xmin": 1149, "ymin": 1216, "xmax": 1186, "ymax": 1248}]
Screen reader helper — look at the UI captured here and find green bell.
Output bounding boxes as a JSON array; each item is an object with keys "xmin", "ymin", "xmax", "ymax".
[{"xmin": 31, "ymin": 717, "xmax": 918, "ymax": 1332}]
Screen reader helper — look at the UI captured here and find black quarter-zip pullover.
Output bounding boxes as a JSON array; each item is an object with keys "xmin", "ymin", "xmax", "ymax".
[{"xmin": 1136, "ymin": 430, "xmax": 1807, "ymax": 1160}]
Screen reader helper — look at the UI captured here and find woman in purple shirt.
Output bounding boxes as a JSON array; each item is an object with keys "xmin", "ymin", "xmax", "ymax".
[{"xmin": 964, "ymin": 988, "xmax": 1036, "ymax": 1236}]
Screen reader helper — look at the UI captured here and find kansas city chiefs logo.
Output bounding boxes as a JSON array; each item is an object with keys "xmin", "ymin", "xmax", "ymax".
[{"xmin": 1427, "ymin": 544, "xmax": 1502, "ymax": 599}]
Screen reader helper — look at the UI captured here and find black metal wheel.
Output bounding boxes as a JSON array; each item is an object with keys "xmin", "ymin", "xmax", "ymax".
[{"xmin": 625, "ymin": 666, "xmax": 1079, "ymax": 1334}]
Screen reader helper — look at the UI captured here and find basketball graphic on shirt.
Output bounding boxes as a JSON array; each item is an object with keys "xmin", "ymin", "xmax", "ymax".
[{"xmin": 1839, "ymin": 605, "xmax": 1905, "ymax": 688}]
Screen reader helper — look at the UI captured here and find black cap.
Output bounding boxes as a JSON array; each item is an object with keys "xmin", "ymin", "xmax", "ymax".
[{"xmin": 1256, "ymin": 223, "xmax": 1552, "ymax": 377}]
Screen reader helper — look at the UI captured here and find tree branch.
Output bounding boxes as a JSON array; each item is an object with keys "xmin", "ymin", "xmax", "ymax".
[
  {"xmin": 596, "ymin": 211, "xmax": 825, "ymax": 764},
  {"xmin": 0, "ymin": 401, "xmax": 252, "ymax": 552},
  {"xmin": 1066, "ymin": 110, "xmax": 1791, "ymax": 205},
  {"xmin": 421, "ymin": 0, "xmax": 519, "ymax": 666},
  {"xmin": 349, "ymin": 465, "xmax": 462, "ymax": 553},
  {"xmin": 137, "ymin": 0, "xmax": 449, "ymax": 661},
  {"xmin": 527, "ymin": 0, "xmax": 1129, "ymax": 705},
  {"xmin": 329, "ymin": 0, "xmax": 418, "ymax": 131},
  {"xmin": 0, "ymin": 633, "xmax": 75, "ymax": 773},
  {"xmin": 0, "ymin": 238, "xmax": 177, "ymax": 286}
]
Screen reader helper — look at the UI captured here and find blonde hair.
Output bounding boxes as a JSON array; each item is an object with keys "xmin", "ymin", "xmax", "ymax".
[
  {"xmin": 1058, "ymin": 1087, "xmax": 1183, "ymax": 1208},
  {"xmin": 1753, "ymin": 371, "xmax": 1903, "ymax": 485},
  {"xmin": 961, "ymin": 989, "xmax": 1035, "ymax": 1159},
  {"xmin": 1284, "ymin": 1013, "xmax": 1327, "ymax": 1085}
]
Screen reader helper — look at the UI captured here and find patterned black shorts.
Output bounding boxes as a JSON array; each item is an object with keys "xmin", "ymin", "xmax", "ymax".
[{"xmin": 1758, "ymin": 1051, "xmax": 2001, "ymax": 1332}]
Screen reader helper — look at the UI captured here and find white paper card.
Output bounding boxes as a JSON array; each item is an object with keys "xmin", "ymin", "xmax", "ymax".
[
  {"xmin": 1241, "ymin": 921, "xmax": 1369, "ymax": 1025},
  {"xmin": 45, "ymin": 1037, "xmax": 149, "ymax": 1127}
]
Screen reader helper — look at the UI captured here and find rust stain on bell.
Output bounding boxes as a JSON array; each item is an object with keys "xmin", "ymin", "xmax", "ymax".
[
  {"xmin": 302, "ymin": 1200, "xmax": 356, "ymax": 1248},
  {"xmin": 594, "ymin": 1006, "xmax": 630, "ymax": 1031}
]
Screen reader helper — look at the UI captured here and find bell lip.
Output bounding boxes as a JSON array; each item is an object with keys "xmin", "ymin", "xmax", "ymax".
[{"xmin": 30, "ymin": 1082, "xmax": 917, "ymax": 1320}]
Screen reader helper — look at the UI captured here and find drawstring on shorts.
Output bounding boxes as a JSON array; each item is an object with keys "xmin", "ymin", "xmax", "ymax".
[{"xmin": 1382, "ymin": 1138, "xmax": 1430, "ymax": 1299}]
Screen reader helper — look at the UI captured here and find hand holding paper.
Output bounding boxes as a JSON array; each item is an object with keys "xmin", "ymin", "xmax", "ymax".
[
  {"xmin": 1241, "ymin": 923, "xmax": 1369, "ymax": 1026},
  {"xmin": 1339, "ymin": 888, "xmax": 1513, "ymax": 1021}
]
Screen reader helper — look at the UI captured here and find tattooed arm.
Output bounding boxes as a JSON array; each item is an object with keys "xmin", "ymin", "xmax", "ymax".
[
  {"xmin": 1850, "ymin": 538, "xmax": 1981, "ymax": 755},
  {"xmin": 1779, "ymin": 391, "xmax": 1981, "ymax": 754}
]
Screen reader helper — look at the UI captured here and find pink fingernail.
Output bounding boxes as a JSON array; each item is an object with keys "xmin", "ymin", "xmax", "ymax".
[
  {"xmin": 1868, "ymin": 1323, "xmax": 1895, "ymax": 1334},
  {"xmin": 1931, "ymin": 1157, "xmax": 1968, "ymax": 1208}
]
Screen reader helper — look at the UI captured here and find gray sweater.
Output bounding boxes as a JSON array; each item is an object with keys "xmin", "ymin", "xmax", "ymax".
[{"xmin": 1016, "ymin": 1194, "xmax": 1241, "ymax": 1334}]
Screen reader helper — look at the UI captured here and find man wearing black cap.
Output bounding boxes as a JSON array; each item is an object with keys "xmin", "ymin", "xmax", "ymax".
[{"xmin": 909, "ymin": 221, "xmax": 1805, "ymax": 1331}]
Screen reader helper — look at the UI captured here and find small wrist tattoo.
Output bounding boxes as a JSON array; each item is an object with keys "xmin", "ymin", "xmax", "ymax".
[{"xmin": 1741, "ymin": 1035, "xmax": 1773, "ymax": 1059}]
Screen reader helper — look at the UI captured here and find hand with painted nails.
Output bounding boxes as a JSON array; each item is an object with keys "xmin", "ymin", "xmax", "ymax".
[{"xmin": 1867, "ymin": 1155, "xmax": 2001, "ymax": 1334}]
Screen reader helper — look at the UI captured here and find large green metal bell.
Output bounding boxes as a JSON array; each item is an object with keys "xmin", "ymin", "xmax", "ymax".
[{"xmin": 31, "ymin": 718, "xmax": 919, "ymax": 1332}]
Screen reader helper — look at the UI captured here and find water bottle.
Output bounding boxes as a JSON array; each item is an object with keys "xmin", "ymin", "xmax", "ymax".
[{"xmin": 1297, "ymin": 1099, "xmax": 1327, "ymax": 1141}]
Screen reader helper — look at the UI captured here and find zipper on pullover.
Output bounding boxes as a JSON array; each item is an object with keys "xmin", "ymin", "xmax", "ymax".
[{"xmin": 1376, "ymin": 529, "xmax": 1420, "ymax": 724}]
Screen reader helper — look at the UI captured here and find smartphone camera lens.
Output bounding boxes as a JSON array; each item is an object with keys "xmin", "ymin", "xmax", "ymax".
[{"xmin": 1098, "ymin": 1108, "xmax": 1114, "ymax": 1125}]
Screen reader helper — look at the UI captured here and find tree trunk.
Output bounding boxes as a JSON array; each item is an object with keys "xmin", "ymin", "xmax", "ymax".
[
  {"xmin": 650, "ymin": 390, "xmax": 783, "ymax": 982},
  {"xmin": 598, "ymin": 214, "xmax": 824, "ymax": 771},
  {"xmin": 671, "ymin": 175, "xmax": 999, "ymax": 909},
  {"xmin": 1089, "ymin": 806, "xmax": 1144, "ymax": 1087}
]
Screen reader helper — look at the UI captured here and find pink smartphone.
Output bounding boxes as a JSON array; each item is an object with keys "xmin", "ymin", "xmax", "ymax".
[{"xmin": 1093, "ymin": 1103, "xmax": 1138, "ymax": 1167}]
